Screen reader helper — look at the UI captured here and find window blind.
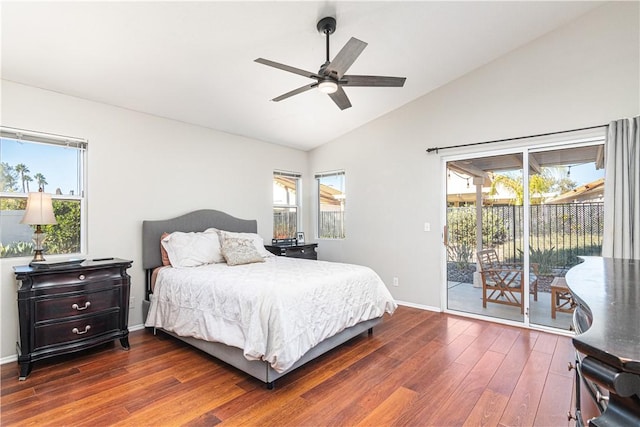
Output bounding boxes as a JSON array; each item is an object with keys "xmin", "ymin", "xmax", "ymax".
[
  {"xmin": 1, "ymin": 126, "xmax": 87, "ymax": 150},
  {"xmin": 314, "ymin": 170, "xmax": 345, "ymax": 179}
]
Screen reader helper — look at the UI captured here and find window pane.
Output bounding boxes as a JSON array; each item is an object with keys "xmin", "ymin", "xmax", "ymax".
[
  {"xmin": 0, "ymin": 197, "xmax": 81, "ymax": 258},
  {"xmin": 273, "ymin": 176, "xmax": 298, "ymax": 205},
  {"xmin": 1, "ymin": 134, "xmax": 85, "ymax": 258},
  {"xmin": 273, "ymin": 207, "xmax": 297, "ymax": 239},
  {"xmin": 317, "ymin": 172, "xmax": 345, "ymax": 239},
  {"xmin": 1, "ymin": 137, "xmax": 81, "ymax": 196},
  {"xmin": 273, "ymin": 173, "xmax": 300, "ymax": 239}
]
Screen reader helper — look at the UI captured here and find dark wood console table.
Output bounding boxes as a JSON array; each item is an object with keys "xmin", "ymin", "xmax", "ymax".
[{"xmin": 566, "ymin": 256, "xmax": 640, "ymax": 426}]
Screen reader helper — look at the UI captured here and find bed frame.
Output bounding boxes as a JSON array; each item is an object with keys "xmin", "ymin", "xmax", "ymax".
[{"xmin": 142, "ymin": 209, "xmax": 381, "ymax": 388}]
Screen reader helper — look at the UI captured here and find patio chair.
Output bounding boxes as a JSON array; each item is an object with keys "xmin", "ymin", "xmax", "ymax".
[{"xmin": 477, "ymin": 248, "xmax": 539, "ymax": 314}]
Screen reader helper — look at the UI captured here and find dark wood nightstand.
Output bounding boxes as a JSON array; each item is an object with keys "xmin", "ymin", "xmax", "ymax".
[
  {"xmin": 265, "ymin": 243, "xmax": 318, "ymax": 260},
  {"xmin": 13, "ymin": 258, "xmax": 132, "ymax": 380}
]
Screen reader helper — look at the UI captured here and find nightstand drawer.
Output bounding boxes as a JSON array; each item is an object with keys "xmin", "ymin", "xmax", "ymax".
[
  {"xmin": 35, "ymin": 289, "xmax": 120, "ymax": 321},
  {"xmin": 286, "ymin": 247, "xmax": 316, "ymax": 259},
  {"xmin": 31, "ymin": 267, "xmax": 126, "ymax": 295},
  {"xmin": 34, "ymin": 311, "xmax": 120, "ymax": 349}
]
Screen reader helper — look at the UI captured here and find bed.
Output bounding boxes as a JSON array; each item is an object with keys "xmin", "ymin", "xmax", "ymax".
[{"xmin": 141, "ymin": 209, "xmax": 396, "ymax": 388}]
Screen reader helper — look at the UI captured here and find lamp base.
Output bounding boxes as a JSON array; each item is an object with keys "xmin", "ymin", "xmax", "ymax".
[{"xmin": 30, "ymin": 249, "xmax": 46, "ymax": 264}]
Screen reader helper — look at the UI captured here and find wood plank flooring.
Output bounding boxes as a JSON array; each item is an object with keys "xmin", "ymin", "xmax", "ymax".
[{"xmin": 0, "ymin": 306, "xmax": 595, "ymax": 426}]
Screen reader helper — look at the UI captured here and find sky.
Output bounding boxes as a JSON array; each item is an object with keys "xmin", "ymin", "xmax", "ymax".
[
  {"xmin": 565, "ymin": 162, "xmax": 604, "ymax": 186},
  {"xmin": 1, "ymin": 138, "xmax": 80, "ymax": 195}
]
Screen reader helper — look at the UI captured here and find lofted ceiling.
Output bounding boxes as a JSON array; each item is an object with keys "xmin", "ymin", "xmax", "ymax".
[{"xmin": 1, "ymin": 1, "xmax": 601, "ymax": 151}]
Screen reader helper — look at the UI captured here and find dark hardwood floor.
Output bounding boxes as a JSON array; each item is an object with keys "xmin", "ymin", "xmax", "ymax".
[{"xmin": 1, "ymin": 306, "xmax": 596, "ymax": 426}]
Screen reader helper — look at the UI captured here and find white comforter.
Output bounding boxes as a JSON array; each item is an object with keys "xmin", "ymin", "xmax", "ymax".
[{"xmin": 145, "ymin": 256, "xmax": 396, "ymax": 372}]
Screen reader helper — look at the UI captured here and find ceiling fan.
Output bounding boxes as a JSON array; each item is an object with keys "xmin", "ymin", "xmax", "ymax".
[{"xmin": 255, "ymin": 17, "xmax": 406, "ymax": 110}]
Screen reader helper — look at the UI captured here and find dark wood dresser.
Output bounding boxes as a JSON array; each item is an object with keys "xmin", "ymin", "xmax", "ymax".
[
  {"xmin": 566, "ymin": 256, "xmax": 640, "ymax": 426},
  {"xmin": 14, "ymin": 258, "xmax": 132, "ymax": 380},
  {"xmin": 265, "ymin": 243, "xmax": 318, "ymax": 260}
]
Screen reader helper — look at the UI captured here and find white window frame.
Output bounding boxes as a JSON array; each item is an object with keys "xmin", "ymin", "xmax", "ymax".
[
  {"xmin": 273, "ymin": 170, "xmax": 302, "ymax": 239},
  {"xmin": 315, "ymin": 170, "xmax": 346, "ymax": 240},
  {"xmin": 1, "ymin": 126, "xmax": 88, "ymax": 259}
]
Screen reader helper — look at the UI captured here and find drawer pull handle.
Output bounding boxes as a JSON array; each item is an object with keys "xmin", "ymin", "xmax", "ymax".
[
  {"xmin": 596, "ymin": 390, "xmax": 610, "ymax": 403},
  {"xmin": 72, "ymin": 325, "xmax": 91, "ymax": 335},
  {"xmin": 72, "ymin": 302, "xmax": 91, "ymax": 311},
  {"xmin": 78, "ymin": 274, "xmax": 86, "ymax": 280}
]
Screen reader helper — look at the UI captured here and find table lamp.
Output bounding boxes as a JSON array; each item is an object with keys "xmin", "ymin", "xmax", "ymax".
[{"xmin": 20, "ymin": 190, "xmax": 57, "ymax": 263}]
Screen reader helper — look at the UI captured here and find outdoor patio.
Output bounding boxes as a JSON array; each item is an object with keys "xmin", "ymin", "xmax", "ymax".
[{"xmin": 447, "ymin": 280, "xmax": 574, "ymax": 330}]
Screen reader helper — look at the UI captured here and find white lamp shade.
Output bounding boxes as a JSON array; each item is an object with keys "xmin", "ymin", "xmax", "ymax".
[{"xmin": 20, "ymin": 192, "xmax": 58, "ymax": 225}]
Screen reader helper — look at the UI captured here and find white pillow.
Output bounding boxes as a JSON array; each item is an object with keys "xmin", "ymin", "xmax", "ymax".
[
  {"xmin": 161, "ymin": 230, "xmax": 224, "ymax": 267},
  {"xmin": 217, "ymin": 230, "xmax": 273, "ymax": 258}
]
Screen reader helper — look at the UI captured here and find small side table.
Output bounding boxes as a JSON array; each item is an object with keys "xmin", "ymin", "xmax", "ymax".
[
  {"xmin": 550, "ymin": 277, "xmax": 575, "ymax": 319},
  {"xmin": 265, "ymin": 243, "xmax": 318, "ymax": 260}
]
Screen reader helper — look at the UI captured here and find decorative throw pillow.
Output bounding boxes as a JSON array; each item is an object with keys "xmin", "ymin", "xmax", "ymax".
[
  {"xmin": 221, "ymin": 237, "xmax": 265, "ymax": 266},
  {"xmin": 217, "ymin": 230, "xmax": 273, "ymax": 258},
  {"xmin": 161, "ymin": 229, "xmax": 224, "ymax": 268},
  {"xmin": 160, "ymin": 232, "xmax": 171, "ymax": 266}
]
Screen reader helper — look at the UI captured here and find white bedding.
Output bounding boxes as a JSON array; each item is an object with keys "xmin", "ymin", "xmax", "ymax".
[{"xmin": 145, "ymin": 256, "xmax": 397, "ymax": 372}]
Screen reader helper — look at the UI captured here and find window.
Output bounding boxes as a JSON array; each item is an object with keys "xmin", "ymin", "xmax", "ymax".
[
  {"xmin": 273, "ymin": 171, "xmax": 301, "ymax": 239},
  {"xmin": 1, "ymin": 127, "xmax": 86, "ymax": 259},
  {"xmin": 316, "ymin": 171, "xmax": 345, "ymax": 239}
]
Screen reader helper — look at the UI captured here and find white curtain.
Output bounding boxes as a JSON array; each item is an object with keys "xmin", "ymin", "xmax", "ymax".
[{"xmin": 602, "ymin": 116, "xmax": 640, "ymax": 259}]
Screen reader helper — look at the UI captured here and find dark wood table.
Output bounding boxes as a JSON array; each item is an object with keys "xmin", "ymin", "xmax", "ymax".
[{"xmin": 566, "ymin": 256, "xmax": 640, "ymax": 426}]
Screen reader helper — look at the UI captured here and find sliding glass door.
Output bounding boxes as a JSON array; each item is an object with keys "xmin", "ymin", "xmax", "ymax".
[
  {"xmin": 446, "ymin": 152, "xmax": 526, "ymax": 324},
  {"xmin": 527, "ymin": 145, "xmax": 605, "ymax": 329},
  {"xmin": 445, "ymin": 141, "xmax": 605, "ymax": 330}
]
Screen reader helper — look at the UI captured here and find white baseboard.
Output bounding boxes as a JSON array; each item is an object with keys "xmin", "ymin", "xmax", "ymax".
[
  {"xmin": 128, "ymin": 323, "xmax": 145, "ymax": 332},
  {"xmin": 1, "ymin": 354, "xmax": 17, "ymax": 365},
  {"xmin": 395, "ymin": 300, "xmax": 442, "ymax": 312}
]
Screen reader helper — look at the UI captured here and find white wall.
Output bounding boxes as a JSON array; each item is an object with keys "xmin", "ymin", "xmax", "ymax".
[
  {"xmin": 308, "ymin": 2, "xmax": 640, "ymax": 308},
  {"xmin": 0, "ymin": 80, "xmax": 307, "ymax": 359},
  {"xmin": 2, "ymin": 1, "xmax": 638, "ymax": 361}
]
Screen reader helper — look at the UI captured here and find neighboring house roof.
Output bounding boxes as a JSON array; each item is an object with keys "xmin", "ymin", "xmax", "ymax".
[
  {"xmin": 274, "ymin": 175, "xmax": 343, "ymax": 206},
  {"xmin": 546, "ymin": 178, "xmax": 605, "ymax": 203},
  {"xmin": 318, "ymin": 183, "xmax": 344, "ymax": 206}
]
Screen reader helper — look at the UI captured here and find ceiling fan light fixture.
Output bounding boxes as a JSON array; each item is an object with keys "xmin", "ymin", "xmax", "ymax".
[
  {"xmin": 255, "ymin": 15, "xmax": 405, "ymax": 110},
  {"xmin": 318, "ymin": 80, "xmax": 338, "ymax": 94}
]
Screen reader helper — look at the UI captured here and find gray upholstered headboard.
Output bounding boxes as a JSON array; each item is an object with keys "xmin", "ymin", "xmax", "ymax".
[{"xmin": 142, "ymin": 209, "xmax": 258, "ymax": 270}]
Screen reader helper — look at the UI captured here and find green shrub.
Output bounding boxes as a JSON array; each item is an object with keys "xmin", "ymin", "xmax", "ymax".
[
  {"xmin": 447, "ymin": 242, "xmax": 474, "ymax": 268},
  {"xmin": 0, "ymin": 241, "xmax": 34, "ymax": 257},
  {"xmin": 518, "ymin": 246, "xmax": 556, "ymax": 275},
  {"xmin": 447, "ymin": 207, "xmax": 508, "ymax": 256}
]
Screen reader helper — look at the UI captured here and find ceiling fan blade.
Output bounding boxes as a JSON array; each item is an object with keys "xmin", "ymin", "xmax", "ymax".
[
  {"xmin": 328, "ymin": 86, "xmax": 352, "ymax": 110},
  {"xmin": 272, "ymin": 83, "xmax": 317, "ymax": 102},
  {"xmin": 255, "ymin": 58, "xmax": 320, "ymax": 79},
  {"xmin": 325, "ymin": 37, "xmax": 367, "ymax": 79},
  {"xmin": 341, "ymin": 75, "xmax": 406, "ymax": 87}
]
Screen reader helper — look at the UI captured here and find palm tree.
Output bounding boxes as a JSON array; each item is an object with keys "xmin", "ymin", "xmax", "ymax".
[
  {"xmin": 14, "ymin": 163, "xmax": 31, "ymax": 193},
  {"xmin": 491, "ymin": 171, "xmax": 556, "ymax": 205},
  {"xmin": 529, "ymin": 174, "xmax": 554, "ymax": 205},
  {"xmin": 34, "ymin": 173, "xmax": 48, "ymax": 191},
  {"xmin": 24, "ymin": 175, "xmax": 33, "ymax": 192},
  {"xmin": 491, "ymin": 174, "xmax": 524, "ymax": 205}
]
